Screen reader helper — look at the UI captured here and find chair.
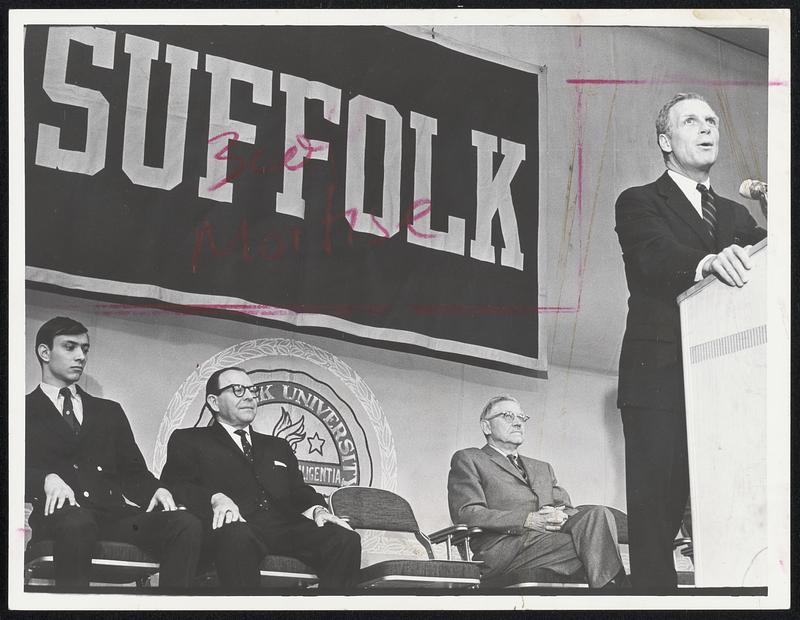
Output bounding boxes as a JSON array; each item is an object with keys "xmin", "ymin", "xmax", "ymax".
[
  {"xmin": 469, "ymin": 505, "xmax": 629, "ymax": 589},
  {"xmin": 25, "ymin": 540, "xmax": 160, "ymax": 587},
  {"xmin": 329, "ymin": 487, "xmax": 481, "ymax": 589},
  {"xmin": 23, "ymin": 503, "xmax": 160, "ymax": 588},
  {"xmin": 194, "ymin": 555, "xmax": 319, "ymax": 589}
]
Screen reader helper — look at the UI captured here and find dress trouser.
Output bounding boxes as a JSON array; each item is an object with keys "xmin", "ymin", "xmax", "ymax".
[
  {"xmin": 209, "ymin": 509, "xmax": 361, "ymax": 590},
  {"xmin": 478, "ymin": 505, "xmax": 623, "ymax": 587},
  {"xmin": 29, "ymin": 504, "xmax": 203, "ymax": 590},
  {"xmin": 621, "ymin": 405, "xmax": 690, "ymax": 590}
]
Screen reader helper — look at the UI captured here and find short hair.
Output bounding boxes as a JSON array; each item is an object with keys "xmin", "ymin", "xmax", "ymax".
[
  {"xmin": 35, "ymin": 316, "xmax": 88, "ymax": 364},
  {"xmin": 205, "ymin": 366, "xmax": 248, "ymax": 398},
  {"xmin": 655, "ymin": 92, "xmax": 709, "ymax": 162},
  {"xmin": 480, "ymin": 395, "xmax": 521, "ymax": 421}
]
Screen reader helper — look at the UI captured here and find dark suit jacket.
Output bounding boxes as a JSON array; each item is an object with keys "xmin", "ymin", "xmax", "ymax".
[
  {"xmin": 447, "ymin": 445, "xmax": 571, "ymax": 554},
  {"xmin": 615, "ymin": 172, "xmax": 766, "ymax": 411},
  {"xmin": 160, "ymin": 422, "xmax": 326, "ymax": 526},
  {"xmin": 25, "ymin": 385, "xmax": 159, "ymax": 515}
]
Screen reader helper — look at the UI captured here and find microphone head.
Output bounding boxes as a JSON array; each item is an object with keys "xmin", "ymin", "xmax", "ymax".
[{"xmin": 739, "ymin": 179, "xmax": 767, "ymax": 200}]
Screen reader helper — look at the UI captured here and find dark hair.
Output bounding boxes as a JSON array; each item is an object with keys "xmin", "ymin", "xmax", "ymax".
[
  {"xmin": 205, "ymin": 366, "xmax": 248, "ymax": 397},
  {"xmin": 655, "ymin": 92, "xmax": 709, "ymax": 162},
  {"xmin": 35, "ymin": 316, "xmax": 88, "ymax": 364}
]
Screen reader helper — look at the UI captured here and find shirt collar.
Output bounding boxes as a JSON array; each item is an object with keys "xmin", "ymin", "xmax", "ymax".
[
  {"xmin": 668, "ymin": 169, "xmax": 710, "ymax": 195},
  {"xmin": 488, "ymin": 443, "xmax": 518, "ymax": 459},
  {"xmin": 40, "ymin": 382, "xmax": 77, "ymax": 400},
  {"xmin": 217, "ymin": 419, "xmax": 251, "ymax": 444}
]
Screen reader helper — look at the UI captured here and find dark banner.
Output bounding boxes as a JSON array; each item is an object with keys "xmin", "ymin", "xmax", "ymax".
[{"xmin": 25, "ymin": 25, "xmax": 543, "ymax": 372}]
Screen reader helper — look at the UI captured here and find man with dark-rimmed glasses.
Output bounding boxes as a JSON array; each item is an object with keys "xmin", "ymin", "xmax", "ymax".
[
  {"xmin": 448, "ymin": 395, "xmax": 628, "ymax": 588},
  {"xmin": 160, "ymin": 366, "xmax": 361, "ymax": 591}
]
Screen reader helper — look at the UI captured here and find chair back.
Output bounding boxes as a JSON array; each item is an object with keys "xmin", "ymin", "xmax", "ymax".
[{"xmin": 330, "ymin": 487, "xmax": 421, "ymax": 534}]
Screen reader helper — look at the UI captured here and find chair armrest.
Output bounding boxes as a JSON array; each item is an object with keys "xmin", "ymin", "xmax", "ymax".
[{"xmin": 428, "ymin": 524, "xmax": 467, "ymax": 545}]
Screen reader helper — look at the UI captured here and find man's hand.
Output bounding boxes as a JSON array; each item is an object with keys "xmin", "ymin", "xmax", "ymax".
[
  {"xmin": 702, "ymin": 244, "xmax": 753, "ymax": 287},
  {"xmin": 210, "ymin": 492, "xmax": 246, "ymax": 529},
  {"xmin": 146, "ymin": 487, "xmax": 178, "ymax": 512},
  {"xmin": 312, "ymin": 506, "xmax": 353, "ymax": 530},
  {"xmin": 43, "ymin": 473, "xmax": 79, "ymax": 516},
  {"xmin": 525, "ymin": 506, "xmax": 569, "ymax": 532}
]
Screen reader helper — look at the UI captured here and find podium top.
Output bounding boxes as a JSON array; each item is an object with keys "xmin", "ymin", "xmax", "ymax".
[{"xmin": 676, "ymin": 238, "xmax": 767, "ymax": 305}]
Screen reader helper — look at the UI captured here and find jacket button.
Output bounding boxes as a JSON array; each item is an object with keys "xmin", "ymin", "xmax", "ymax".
[
  {"xmin": 97, "ymin": 466, "xmax": 103, "ymax": 472},
  {"xmin": 83, "ymin": 491, "xmax": 90, "ymax": 497},
  {"xmin": 73, "ymin": 464, "xmax": 79, "ymax": 469}
]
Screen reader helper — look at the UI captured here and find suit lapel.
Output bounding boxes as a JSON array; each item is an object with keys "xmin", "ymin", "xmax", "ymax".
[
  {"xmin": 249, "ymin": 429, "xmax": 270, "ymax": 467},
  {"xmin": 74, "ymin": 386, "xmax": 95, "ymax": 440},
  {"xmin": 712, "ymin": 188, "xmax": 735, "ymax": 247},
  {"xmin": 656, "ymin": 172, "xmax": 715, "ymax": 251},
  {"xmin": 210, "ymin": 421, "xmax": 253, "ymax": 465},
  {"xmin": 481, "ymin": 444, "xmax": 527, "ymax": 485},
  {"xmin": 31, "ymin": 386, "xmax": 77, "ymax": 444}
]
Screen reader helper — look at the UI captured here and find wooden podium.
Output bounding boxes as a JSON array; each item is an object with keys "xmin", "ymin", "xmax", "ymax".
[{"xmin": 677, "ymin": 239, "xmax": 767, "ymax": 587}]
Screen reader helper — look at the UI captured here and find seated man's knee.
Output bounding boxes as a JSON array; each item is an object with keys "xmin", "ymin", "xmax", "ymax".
[
  {"xmin": 326, "ymin": 524, "xmax": 361, "ymax": 549},
  {"xmin": 167, "ymin": 511, "xmax": 203, "ymax": 545},
  {"xmin": 213, "ymin": 522, "xmax": 262, "ymax": 555},
  {"xmin": 52, "ymin": 507, "xmax": 99, "ymax": 539},
  {"xmin": 579, "ymin": 505, "xmax": 611, "ymax": 518}
]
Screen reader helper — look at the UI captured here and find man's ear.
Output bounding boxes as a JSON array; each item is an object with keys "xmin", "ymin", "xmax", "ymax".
[
  {"xmin": 658, "ymin": 133, "xmax": 672, "ymax": 153},
  {"xmin": 480, "ymin": 418, "xmax": 491, "ymax": 437},
  {"xmin": 206, "ymin": 394, "xmax": 218, "ymax": 414},
  {"xmin": 37, "ymin": 344, "xmax": 51, "ymax": 363}
]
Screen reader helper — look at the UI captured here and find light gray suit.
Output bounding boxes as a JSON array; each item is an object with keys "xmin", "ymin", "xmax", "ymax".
[{"xmin": 448, "ymin": 445, "xmax": 623, "ymax": 586}]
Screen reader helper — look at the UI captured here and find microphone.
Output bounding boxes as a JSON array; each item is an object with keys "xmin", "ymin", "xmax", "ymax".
[{"xmin": 739, "ymin": 179, "xmax": 767, "ymax": 200}]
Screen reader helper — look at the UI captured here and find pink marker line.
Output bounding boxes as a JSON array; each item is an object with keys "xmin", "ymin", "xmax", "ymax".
[{"xmin": 566, "ymin": 78, "xmax": 788, "ymax": 87}]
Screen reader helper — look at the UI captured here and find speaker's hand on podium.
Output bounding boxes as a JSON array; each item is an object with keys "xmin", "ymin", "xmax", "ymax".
[{"xmin": 701, "ymin": 244, "xmax": 753, "ymax": 288}]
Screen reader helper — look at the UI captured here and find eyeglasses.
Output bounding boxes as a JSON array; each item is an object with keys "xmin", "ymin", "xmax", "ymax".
[
  {"xmin": 485, "ymin": 411, "xmax": 530, "ymax": 424},
  {"xmin": 217, "ymin": 384, "xmax": 259, "ymax": 398}
]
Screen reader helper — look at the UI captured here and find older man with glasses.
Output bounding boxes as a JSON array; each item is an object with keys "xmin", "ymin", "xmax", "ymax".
[
  {"xmin": 160, "ymin": 366, "xmax": 361, "ymax": 591},
  {"xmin": 447, "ymin": 395, "xmax": 628, "ymax": 588}
]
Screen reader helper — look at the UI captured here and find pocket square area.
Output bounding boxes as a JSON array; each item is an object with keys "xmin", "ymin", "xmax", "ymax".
[{"xmin": 274, "ymin": 460, "xmax": 287, "ymax": 467}]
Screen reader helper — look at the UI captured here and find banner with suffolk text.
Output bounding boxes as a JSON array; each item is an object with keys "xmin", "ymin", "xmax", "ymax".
[{"xmin": 25, "ymin": 25, "xmax": 544, "ymax": 373}]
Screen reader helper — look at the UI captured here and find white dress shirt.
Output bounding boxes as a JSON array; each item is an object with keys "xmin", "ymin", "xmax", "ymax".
[
  {"xmin": 488, "ymin": 443, "xmax": 517, "ymax": 459},
  {"xmin": 217, "ymin": 419, "xmax": 252, "ymax": 450},
  {"xmin": 667, "ymin": 170, "xmax": 715, "ymax": 281},
  {"xmin": 40, "ymin": 382, "xmax": 83, "ymax": 424},
  {"xmin": 216, "ymin": 420, "xmax": 321, "ymax": 520}
]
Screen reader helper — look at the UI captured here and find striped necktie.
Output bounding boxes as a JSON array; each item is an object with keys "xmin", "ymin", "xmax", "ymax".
[
  {"xmin": 696, "ymin": 183, "xmax": 717, "ymax": 240},
  {"xmin": 508, "ymin": 453, "xmax": 529, "ymax": 483}
]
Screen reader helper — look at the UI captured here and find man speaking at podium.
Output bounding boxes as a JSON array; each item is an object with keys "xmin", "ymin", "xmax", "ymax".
[{"xmin": 614, "ymin": 92, "xmax": 766, "ymax": 590}]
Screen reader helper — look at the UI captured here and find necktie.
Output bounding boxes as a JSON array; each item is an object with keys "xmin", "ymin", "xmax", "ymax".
[
  {"xmin": 59, "ymin": 387, "xmax": 81, "ymax": 435},
  {"xmin": 234, "ymin": 429, "xmax": 254, "ymax": 463},
  {"xmin": 696, "ymin": 184, "xmax": 717, "ymax": 240},
  {"xmin": 508, "ymin": 453, "xmax": 529, "ymax": 483}
]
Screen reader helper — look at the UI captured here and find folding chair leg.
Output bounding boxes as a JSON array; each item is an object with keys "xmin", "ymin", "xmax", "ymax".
[{"xmin": 136, "ymin": 575, "xmax": 152, "ymax": 588}]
